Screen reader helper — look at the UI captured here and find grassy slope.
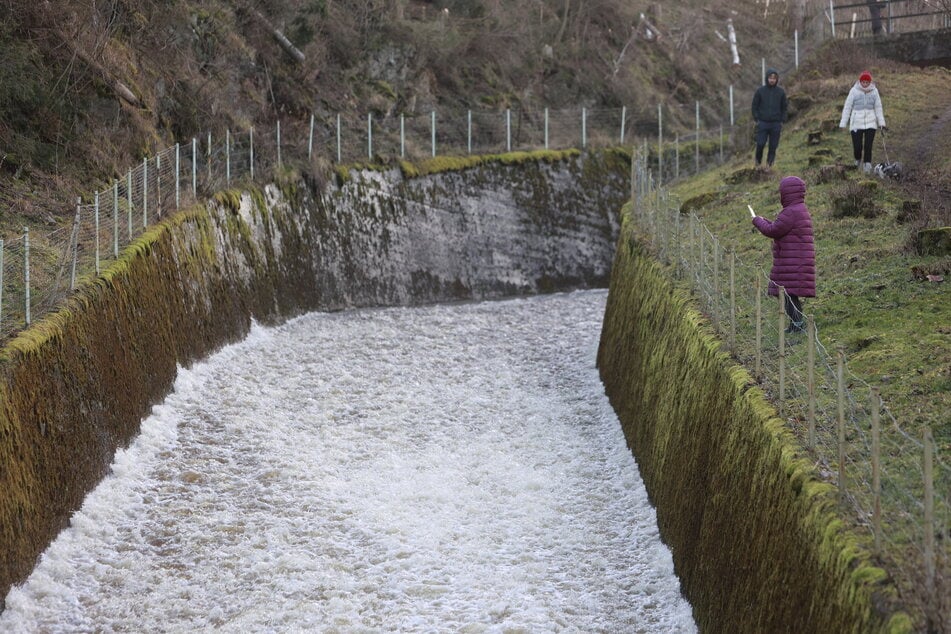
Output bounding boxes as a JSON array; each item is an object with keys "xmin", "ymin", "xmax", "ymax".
[
  {"xmin": 670, "ymin": 67, "xmax": 951, "ymax": 439},
  {"xmin": 667, "ymin": 64, "xmax": 951, "ymax": 625}
]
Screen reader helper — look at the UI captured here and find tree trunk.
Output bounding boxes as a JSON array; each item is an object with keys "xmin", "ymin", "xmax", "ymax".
[{"xmin": 248, "ymin": 7, "xmax": 306, "ymax": 63}]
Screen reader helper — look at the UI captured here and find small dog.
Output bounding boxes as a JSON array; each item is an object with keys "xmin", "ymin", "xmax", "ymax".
[{"xmin": 874, "ymin": 161, "xmax": 903, "ymax": 181}]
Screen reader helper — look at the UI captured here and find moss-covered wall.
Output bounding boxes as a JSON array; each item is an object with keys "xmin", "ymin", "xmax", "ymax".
[
  {"xmin": 0, "ymin": 149, "xmax": 629, "ymax": 604},
  {"xmin": 596, "ymin": 209, "xmax": 912, "ymax": 632}
]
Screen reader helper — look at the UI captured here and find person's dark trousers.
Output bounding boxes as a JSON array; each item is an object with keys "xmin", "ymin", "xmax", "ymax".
[
  {"xmin": 784, "ymin": 293, "xmax": 804, "ymax": 332},
  {"xmin": 755, "ymin": 121, "xmax": 783, "ymax": 166},
  {"xmin": 851, "ymin": 128, "xmax": 876, "ymax": 163}
]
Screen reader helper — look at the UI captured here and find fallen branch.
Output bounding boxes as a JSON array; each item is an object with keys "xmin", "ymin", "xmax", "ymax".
[
  {"xmin": 246, "ymin": 6, "xmax": 306, "ymax": 63},
  {"xmin": 65, "ymin": 41, "xmax": 142, "ymax": 106},
  {"xmin": 726, "ymin": 18, "xmax": 740, "ymax": 66}
]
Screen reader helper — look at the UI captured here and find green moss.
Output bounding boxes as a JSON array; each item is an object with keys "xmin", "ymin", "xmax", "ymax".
[
  {"xmin": 398, "ymin": 159, "xmax": 419, "ymax": 179},
  {"xmin": 596, "ymin": 212, "xmax": 911, "ymax": 631},
  {"xmin": 373, "ymin": 80, "xmax": 397, "ymax": 101},
  {"xmin": 213, "ymin": 189, "xmax": 242, "ymax": 210},
  {"xmin": 334, "ymin": 165, "xmax": 351, "ymax": 185}
]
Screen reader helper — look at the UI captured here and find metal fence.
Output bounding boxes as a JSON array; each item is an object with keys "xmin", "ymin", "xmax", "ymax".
[
  {"xmin": 830, "ymin": 0, "xmax": 951, "ymax": 37},
  {"xmin": 630, "ymin": 154, "xmax": 949, "ymax": 628},
  {"xmin": 0, "ymin": 5, "xmax": 946, "ymax": 624},
  {"xmin": 3, "ymin": 10, "xmax": 846, "ymax": 343},
  {"xmin": 0, "ymin": 98, "xmax": 757, "ymax": 344}
]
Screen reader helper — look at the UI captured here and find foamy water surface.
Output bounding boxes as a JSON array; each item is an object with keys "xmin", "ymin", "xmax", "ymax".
[{"xmin": 2, "ymin": 290, "xmax": 695, "ymax": 633}]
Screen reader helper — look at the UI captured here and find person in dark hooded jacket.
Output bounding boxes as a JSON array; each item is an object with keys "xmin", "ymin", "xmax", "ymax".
[
  {"xmin": 752, "ymin": 175, "xmax": 815, "ymax": 334},
  {"xmin": 751, "ymin": 68, "xmax": 788, "ymax": 168}
]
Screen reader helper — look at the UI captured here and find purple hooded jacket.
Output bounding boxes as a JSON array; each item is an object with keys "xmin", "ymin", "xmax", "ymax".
[{"xmin": 752, "ymin": 176, "xmax": 816, "ymax": 297}]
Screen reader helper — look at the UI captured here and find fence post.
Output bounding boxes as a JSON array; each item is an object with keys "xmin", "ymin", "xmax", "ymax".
[
  {"xmin": 156, "ymin": 154, "xmax": 162, "ymax": 217},
  {"xmin": 72, "ymin": 198, "xmax": 81, "ymax": 290},
  {"xmin": 431, "ymin": 110, "xmax": 436, "ymax": 157},
  {"xmin": 207, "ymin": 132, "xmax": 212, "ymax": 182},
  {"xmin": 807, "ymin": 315, "xmax": 817, "ymax": 449},
  {"xmin": 23, "ymin": 228, "xmax": 30, "ymax": 326},
  {"xmin": 401, "ymin": 114, "xmax": 406, "ymax": 158},
  {"xmin": 192, "ymin": 138, "xmax": 197, "ymax": 197},
  {"xmin": 629, "ymin": 146, "xmax": 635, "ymax": 202},
  {"xmin": 143, "ymin": 157, "xmax": 148, "ymax": 228},
  {"xmin": 336, "ymin": 114, "xmax": 342, "ymax": 163},
  {"xmin": 755, "ymin": 275, "xmax": 762, "ymax": 379},
  {"xmin": 662, "ymin": 191, "xmax": 670, "ymax": 262},
  {"xmin": 761, "ymin": 58, "xmax": 766, "ymax": 86},
  {"xmin": 506, "ymin": 109, "xmax": 512, "ymax": 152},
  {"xmin": 544, "ymin": 107, "xmax": 549, "ymax": 150},
  {"xmin": 250, "ymin": 127, "xmax": 255, "ymax": 180},
  {"xmin": 676, "ymin": 210, "xmax": 682, "ymax": 277},
  {"xmin": 113, "ymin": 181, "xmax": 119, "ymax": 258},
  {"xmin": 729, "ymin": 250, "xmax": 736, "ymax": 349},
  {"xmin": 778, "ymin": 288, "xmax": 786, "ymax": 415},
  {"xmin": 830, "ymin": 0, "xmax": 836, "ymax": 38},
  {"xmin": 94, "ymin": 191, "xmax": 100, "ymax": 275},
  {"xmin": 924, "ymin": 425, "xmax": 935, "ymax": 619},
  {"xmin": 837, "ymin": 347, "xmax": 846, "ymax": 498},
  {"xmin": 620, "ymin": 105, "xmax": 626, "ymax": 143},
  {"xmin": 467, "ymin": 110, "xmax": 472, "ymax": 154},
  {"xmin": 308, "ymin": 113, "xmax": 315, "ymax": 160},
  {"xmin": 582, "ymin": 107, "xmax": 587, "ymax": 149},
  {"xmin": 175, "ymin": 143, "xmax": 180, "ymax": 209},
  {"xmin": 226, "ymin": 128, "xmax": 231, "ymax": 185},
  {"xmin": 368, "ymin": 113, "xmax": 373, "ymax": 159},
  {"xmin": 699, "ymin": 223, "xmax": 705, "ymax": 295},
  {"xmin": 871, "ymin": 387, "xmax": 881, "ymax": 555},
  {"xmin": 795, "ymin": 30, "xmax": 800, "ymax": 68},
  {"xmin": 127, "ymin": 169, "xmax": 133, "ymax": 241},
  {"xmin": 657, "ymin": 103, "xmax": 663, "ymax": 186},
  {"xmin": 713, "ymin": 237, "xmax": 720, "ymax": 331},
  {"xmin": 277, "ymin": 120, "xmax": 282, "ymax": 167},
  {"xmin": 689, "ymin": 214, "xmax": 697, "ymax": 286}
]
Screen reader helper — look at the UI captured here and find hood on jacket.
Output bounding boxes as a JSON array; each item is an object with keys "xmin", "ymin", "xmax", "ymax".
[
  {"xmin": 765, "ymin": 68, "xmax": 779, "ymax": 85},
  {"xmin": 779, "ymin": 176, "xmax": 806, "ymax": 207}
]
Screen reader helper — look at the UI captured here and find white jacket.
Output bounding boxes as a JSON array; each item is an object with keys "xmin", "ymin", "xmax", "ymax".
[{"xmin": 839, "ymin": 81, "xmax": 886, "ymax": 131}]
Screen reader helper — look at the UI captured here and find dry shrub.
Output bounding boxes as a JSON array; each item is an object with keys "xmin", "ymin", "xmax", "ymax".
[
  {"xmin": 830, "ymin": 180, "xmax": 883, "ymax": 218},
  {"xmin": 680, "ymin": 190, "xmax": 720, "ymax": 214},
  {"xmin": 815, "ymin": 164, "xmax": 848, "ymax": 184},
  {"xmin": 725, "ymin": 167, "xmax": 772, "ymax": 185},
  {"xmin": 896, "ymin": 199, "xmax": 922, "ymax": 224}
]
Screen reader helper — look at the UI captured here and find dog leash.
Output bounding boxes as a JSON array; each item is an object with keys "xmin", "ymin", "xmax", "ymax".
[{"xmin": 880, "ymin": 127, "xmax": 890, "ymax": 163}]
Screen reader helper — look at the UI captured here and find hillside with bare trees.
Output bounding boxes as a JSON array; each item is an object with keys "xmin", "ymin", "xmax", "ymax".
[{"xmin": 0, "ymin": 0, "xmax": 831, "ymax": 227}]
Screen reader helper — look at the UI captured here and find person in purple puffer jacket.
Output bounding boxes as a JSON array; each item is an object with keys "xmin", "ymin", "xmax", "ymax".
[{"xmin": 752, "ymin": 175, "xmax": 816, "ymax": 334}]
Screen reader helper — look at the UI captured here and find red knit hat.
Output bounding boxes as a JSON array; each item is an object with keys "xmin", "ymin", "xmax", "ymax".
[{"xmin": 859, "ymin": 71, "xmax": 873, "ymax": 82}]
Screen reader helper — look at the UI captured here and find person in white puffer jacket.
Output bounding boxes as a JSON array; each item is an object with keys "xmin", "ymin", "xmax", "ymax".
[{"xmin": 839, "ymin": 70, "xmax": 887, "ymax": 174}]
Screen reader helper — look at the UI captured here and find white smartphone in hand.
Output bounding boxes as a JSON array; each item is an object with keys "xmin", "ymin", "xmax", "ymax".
[{"xmin": 747, "ymin": 204, "xmax": 756, "ymax": 218}]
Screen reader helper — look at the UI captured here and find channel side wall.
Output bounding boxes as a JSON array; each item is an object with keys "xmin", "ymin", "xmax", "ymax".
[
  {"xmin": 596, "ymin": 207, "xmax": 912, "ymax": 632},
  {"xmin": 0, "ymin": 149, "xmax": 628, "ymax": 604}
]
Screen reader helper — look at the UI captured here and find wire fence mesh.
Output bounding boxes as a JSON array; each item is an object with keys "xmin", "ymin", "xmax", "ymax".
[
  {"xmin": 830, "ymin": 0, "xmax": 951, "ymax": 37},
  {"xmin": 630, "ymin": 155, "xmax": 949, "ymax": 627},
  {"xmin": 0, "ymin": 98, "xmax": 753, "ymax": 344}
]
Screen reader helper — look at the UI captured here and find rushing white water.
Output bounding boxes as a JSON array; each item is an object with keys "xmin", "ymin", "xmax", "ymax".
[{"xmin": 2, "ymin": 290, "xmax": 695, "ymax": 633}]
